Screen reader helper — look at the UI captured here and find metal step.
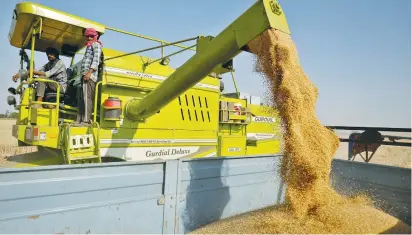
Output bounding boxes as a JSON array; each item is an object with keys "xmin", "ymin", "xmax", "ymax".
[
  {"xmin": 69, "ymin": 155, "xmax": 99, "ymax": 160},
  {"xmin": 67, "ymin": 155, "xmax": 101, "ymax": 164},
  {"xmin": 61, "ymin": 122, "xmax": 102, "ymax": 165}
]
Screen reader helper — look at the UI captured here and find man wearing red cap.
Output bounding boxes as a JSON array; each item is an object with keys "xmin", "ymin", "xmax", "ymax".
[{"xmin": 77, "ymin": 28, "xmax": 103, "ymax": 124}]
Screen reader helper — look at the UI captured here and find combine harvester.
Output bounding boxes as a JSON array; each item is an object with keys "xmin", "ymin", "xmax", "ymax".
[
  {"xmin": 5, "ymin": 0, "xmax": 285, "ymax": 167},
  {"xmin": 0, "ymin": 1, "xmax": 410, "ymax": 233}
]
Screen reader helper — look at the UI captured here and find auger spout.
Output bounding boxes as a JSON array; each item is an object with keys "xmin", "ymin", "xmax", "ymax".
[{"xmin": 125, "ymin": 0, "xmax": 291, "ymax": 121}]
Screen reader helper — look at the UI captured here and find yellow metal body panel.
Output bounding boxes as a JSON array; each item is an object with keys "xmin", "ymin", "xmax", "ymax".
[
  {"xmin": 219, "ymin": 136, "xmax": 246, "ymax": 156},
  {"xmin": 15, "ymin": 86, "xmax": 31, "ymax": 125},
  {"xmin": 14, "ymin": 125, "xmax": 60, "ymax": 148},
  {"xmin": 247, "ymin": 105, "xmax": 280, "ymax": 138},
  {"xmin": 99, "ymin": 47, "xmax": 220, "ymax": 140},
  {"xmin": 245, "ymin": 105, "xmax": 281, "ymax": 155},
  {"xmin": 31, "ymin": 108, "xmax": 58, "ymax": 126}
]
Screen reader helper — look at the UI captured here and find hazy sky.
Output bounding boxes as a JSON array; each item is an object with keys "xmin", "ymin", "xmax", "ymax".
[{"xmin": 0, "ymin": 0, "xmax": 410, "ymax": 128}]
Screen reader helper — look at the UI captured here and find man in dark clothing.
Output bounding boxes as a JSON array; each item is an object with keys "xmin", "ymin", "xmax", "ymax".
[{"xmin": 12, "ymin": 47, "xmax": 67, "ymax": 108}]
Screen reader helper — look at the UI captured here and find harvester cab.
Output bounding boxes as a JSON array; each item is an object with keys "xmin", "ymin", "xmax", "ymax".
[{"xmin": 6, "ymin": 0, "xmax": 290, "ymax": 168}]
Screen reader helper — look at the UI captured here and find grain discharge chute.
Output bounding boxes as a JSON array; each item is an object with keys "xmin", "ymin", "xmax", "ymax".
[
  {"xmin": 5, "ymin": 0, "xmax": 290, "ymax": 167},
  {"xmin": 124, "ymin": 0, "xmax": 290, "ymax": 121}
]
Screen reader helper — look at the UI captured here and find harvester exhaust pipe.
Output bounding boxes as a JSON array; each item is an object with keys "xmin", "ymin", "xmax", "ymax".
[{"xmin": 125, "ymin": 0, "xmax": 291, "ymax": 121}]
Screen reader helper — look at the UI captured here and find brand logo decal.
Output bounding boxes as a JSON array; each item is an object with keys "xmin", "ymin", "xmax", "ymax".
[
  {"xmin": 100, "ymin": 146, "xmax": 200, "ymax": 161},
  {"xmin": 247, "ymin": 133, "xmax": 278, "ymax": 140},
  {"xmin": 146, "ymin": 148, "xmax": 192, "ymax": 157},
  {"xmin": 105, "ymin": 67, "xmax": 219, "ymax": 90},
  {"xmin": 253, "ymin": 116, "xmax": 275, "ymax": 123},
  {"xmin": 131, "ymin": 139, "xmax": 173, "ymax": 144}
]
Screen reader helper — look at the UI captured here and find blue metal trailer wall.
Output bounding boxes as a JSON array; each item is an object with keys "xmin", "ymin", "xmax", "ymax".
[
  {"xmin": 177, "ymin": 156, "xmax": 285, "ymax": 233},
  {"xmin": 0, "ymin": 156, "xmax": 285, "ymax": 234},
  {"xmin": 331, "ymin": 159, "xmax": 411, "ymax": 225},
  {"xmin": 0, "ymin": 160, "xmax": 169, "ymax": 234},
  {"xmin": 0, "ymin": 155, "xmax": 410, "ymax": 234}
]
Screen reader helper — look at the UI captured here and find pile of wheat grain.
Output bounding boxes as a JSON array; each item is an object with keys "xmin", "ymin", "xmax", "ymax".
[{"xmin": 191, "ymin": 29, "xmax": 411, "ymax": 234}]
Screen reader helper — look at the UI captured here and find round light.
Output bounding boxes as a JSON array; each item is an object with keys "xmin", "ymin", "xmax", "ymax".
[{"xmin": 160, "ymin": 57, "xmax": 170, "ymax": 66}]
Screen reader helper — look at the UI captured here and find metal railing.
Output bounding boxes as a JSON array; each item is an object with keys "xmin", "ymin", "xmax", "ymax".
[
  {"xmin": 104, "ymin": 36, "xmax": 198, "ymax": 62},
  {"xmin": 26, "ymin": 78, "xmax": 61, "ymax": 126},
  {"xmin": 94, "ymin": 81, "xmax": 103, "ymax": 123},
  {"xmin": 106, "ymin": 26, "xmax": 197, "ymax": 54}
]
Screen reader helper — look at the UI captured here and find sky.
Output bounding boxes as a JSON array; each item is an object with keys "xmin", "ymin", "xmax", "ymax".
[{"xmin": 0, "ymin": 0, "xmax": 410, "ymax": 128}]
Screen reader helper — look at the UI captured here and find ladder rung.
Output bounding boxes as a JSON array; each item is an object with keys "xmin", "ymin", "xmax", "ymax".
[
  {"xmin": 59, "ymin": 118, "xmax": 75, "ymax": 123},
  {"xmin": 68, "ymin": 155, "xmax": 99, "ymax": 160},
  {"xmin": 59, "ymin": 104, "xmax": 79, "ymax": 111},
  {"xmin": 69, "ymin": 148, "xmax": 95, "ymax": 153}
]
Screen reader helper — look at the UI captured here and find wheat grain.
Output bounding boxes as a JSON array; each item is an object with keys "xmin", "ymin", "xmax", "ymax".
[{"xmin": 191, "ymin": 29, "xmax": 411, "ymax": 234}]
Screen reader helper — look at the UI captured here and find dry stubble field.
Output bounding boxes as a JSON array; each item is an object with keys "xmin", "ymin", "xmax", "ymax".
[
  {"xmin": 0, "ymin": 119, "xmax": 410, "ymax": 168},
  {"xmin": 0, "ymin": 119, "xmax": 38, "ymax": 167},
  {"xmin": 333, "ymin": 130, "xmax": 411, "ymax": 168}
]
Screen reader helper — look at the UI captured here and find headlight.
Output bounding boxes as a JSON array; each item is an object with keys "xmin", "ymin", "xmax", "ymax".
[
  {"xmin": 18, "ymin": 69, "xmax": 28, "ymax": 80},
  {"xmin": 8, "ymin": 87, "xmax": 16, "ymax": 95},
  {"xmin": 7, "ymin": 96, "xmax": 16, "ymax": 106}
]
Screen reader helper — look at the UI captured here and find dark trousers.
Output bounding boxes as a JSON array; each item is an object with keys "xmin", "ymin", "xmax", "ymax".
[
  {"xmin": 36, "ymin": 81, "xmax": 59, "ymax": 98},
  {"xmin": 77, "ymin": 79, "xmax": 96, "ymax": 124}
]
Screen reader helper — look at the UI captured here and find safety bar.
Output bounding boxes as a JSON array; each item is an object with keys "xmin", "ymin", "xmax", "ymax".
[
  {"xmin": 94, "ymin": 81, "xmax": 103, "ymax": 123},
  {"xmin": 144, "ymin": 44, "xmax": 197, "ymax": 67},
  {"xmin": 60, "ymin": 123, "xmax": 70, "ymax": 163},
  {"xmin": 104, "ymin": 36, "xmax": 198, "ymax": 62},
  {"xmin": 59, "ymin": 118, "xmax": 74, "ymax": 123},
  {"xmin": 106, "ymin": 26, "xmax": 197, "ymax": 52},
  {"xmin": 59, "ymin": 104, "xmax": 78, "ymax": 112},
  {"xmin": 16, "ymin": 80, "xmax": 29, "ymax": 94},
  {"xmin": 22, "ymin": 17, "xmax": 42, "ymax": 48},
  {"xmin": 230, "ymin": 70, "xmax": 240, "ymax": 98},
  {"xmin": 59, "ymin": 109, "xmax": 77, "ymax": 116}
]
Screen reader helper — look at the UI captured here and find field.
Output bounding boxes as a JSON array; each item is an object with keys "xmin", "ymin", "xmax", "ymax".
[
  {"xmin": 333, "ymin": 130, "xmax": 411, "ymax": 168},
  {"xmin": 0, "ymin": 119, "xmax": 410, "ymax": 168},
  {"xmin": 0, "ymin": 119, "xmax": 38, "ymax": 167},
  {"xmin": 334, "ymin": 142, "xmax": 411, "ymax": 168}
]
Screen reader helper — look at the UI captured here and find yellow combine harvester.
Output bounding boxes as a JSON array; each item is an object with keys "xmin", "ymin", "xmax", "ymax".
[{"xmin": 6, "ymin": 0, "xmax": 290, "ymax": 167}]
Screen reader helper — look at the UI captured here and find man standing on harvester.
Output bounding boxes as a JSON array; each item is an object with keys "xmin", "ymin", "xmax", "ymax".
[{"xmin": 77, "ymin": 28, "xmax": 103, "ymax": 124}]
